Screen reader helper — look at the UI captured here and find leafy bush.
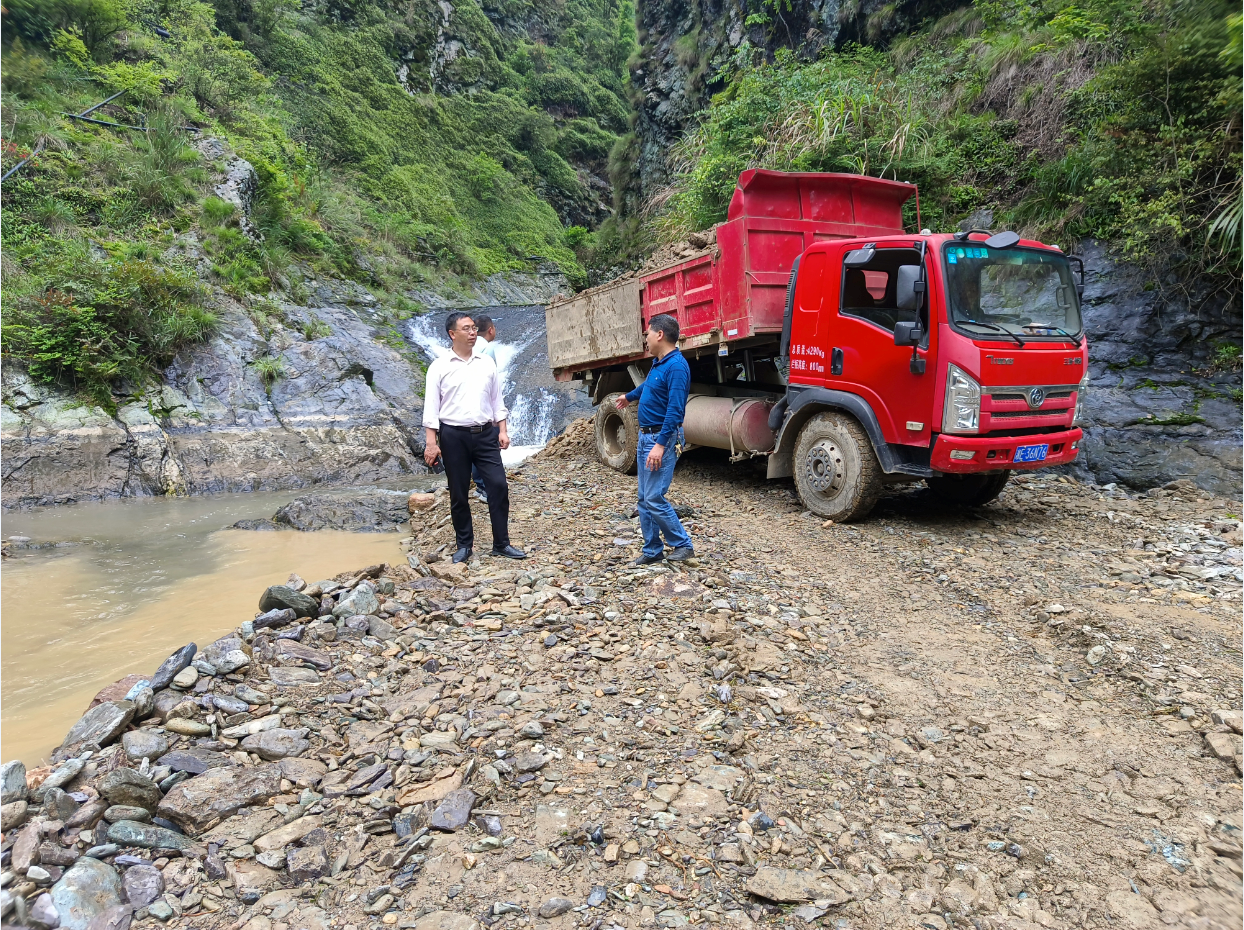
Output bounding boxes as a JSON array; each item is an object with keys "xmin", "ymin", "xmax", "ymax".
[
  {"xmin": 1, "ymin": 257, "xmax": 215, "ymax": 407},
  {"xmin": 653, "ymin": 0, "xmax": 1240, "ymax": 283}
]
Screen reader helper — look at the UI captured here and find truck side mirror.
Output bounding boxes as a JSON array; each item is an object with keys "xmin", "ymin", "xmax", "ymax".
[
  {"xmin": 895, "ymin": 264, "xmax": 925, "ymax": 310},
  {"xmin": 894, "ymin": 321, "xmax": 923, "ymax": 346}
]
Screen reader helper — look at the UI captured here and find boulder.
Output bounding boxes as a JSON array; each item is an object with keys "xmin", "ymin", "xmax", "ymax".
[
  {"xmin": 254, "ymin": 608, "xmax": 297, "ymax": 630},
  {"xmin": 48, "ymin": 857, "xmax": 122, "ymax": 930},
  {"xmin": 272, "ymin": 489, "xmax": 411, "ymax": 532},
  {"xmin": 2, "ymin": 800, "xmax": 29, "ymax": 830},
  {"xmin": 2, "ymin": 760, "xmax": 28, "ymax": 804},
  {"xmin": 150, "ymin": 645, "xmax": 196, "ymax": 691},
  {"xmin": 258, "ymin": 586, "xmax": 318, "ymax": 618},
  {"xmin": 61, "ymin": 702, "xmax": 134, "ymax": 752},
  {"xmin": 268, "ymin": 667, "xmax": 320, "ymax": 687},
  {"xmin": 155, "ymin": 748, "xmax": 230, "ymax": 774},
  {"xmin": 98, "ymin": 769, "xmax": 160, "ymax": 813},
  {"xmin": 332, "ymin": 583, "xmax": 380, "ymax": 618},
  {"xmin": 157, "ymin": 764, "xmax": 282, "ymax": 834},
  {"xmin": 274, "ymin": 640, "xmax": 331, "ymax": 670}
]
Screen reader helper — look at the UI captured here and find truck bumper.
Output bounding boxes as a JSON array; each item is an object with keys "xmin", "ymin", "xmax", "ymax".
[{"xmin": 930, "ymin": 428, "xmax": 1083, "ymax": 474}]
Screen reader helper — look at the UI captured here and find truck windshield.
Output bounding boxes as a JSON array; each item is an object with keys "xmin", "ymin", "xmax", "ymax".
[{"xmin": 941, "ymin": 243, "xmax": 1082, "ymax": 341}]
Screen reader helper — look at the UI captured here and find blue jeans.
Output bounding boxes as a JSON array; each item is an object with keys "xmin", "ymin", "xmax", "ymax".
[{"xmin": 637, "ymin": 430, "xmax": 692, "ymax": 557}]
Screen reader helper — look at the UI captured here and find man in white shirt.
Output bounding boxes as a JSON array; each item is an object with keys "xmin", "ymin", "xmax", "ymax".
[{"xmin": 423, "ymin": 312, "xmax": 526, "ymax": 563}]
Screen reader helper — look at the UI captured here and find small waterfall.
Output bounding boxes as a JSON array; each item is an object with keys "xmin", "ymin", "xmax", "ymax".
[{"xmin": 407, "ymin": 311, "xmax": 565, "ymax": 464}]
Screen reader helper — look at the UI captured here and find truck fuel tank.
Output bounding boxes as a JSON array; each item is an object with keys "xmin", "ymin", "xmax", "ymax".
[{"xmin": 683, "ymin": 396, "xmax": 777, "ymax": 455}]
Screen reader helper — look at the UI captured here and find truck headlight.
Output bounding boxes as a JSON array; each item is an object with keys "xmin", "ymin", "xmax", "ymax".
[
  {"xmin": 1073, "ymin": 374, "xmax": 1088, "ymax": 426},
  {"xmin": 942, "ymin": 364, "xmax": 981, "ymax": 434}
]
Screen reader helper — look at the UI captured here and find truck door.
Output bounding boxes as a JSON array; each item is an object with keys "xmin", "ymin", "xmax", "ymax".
[
  {"xmin": 787, "ymin": 250, "xmax": 829, "ymax": 385},
  {"xmin": 824, "ymin": 245, "xmax": 937, "ymax": 446}
]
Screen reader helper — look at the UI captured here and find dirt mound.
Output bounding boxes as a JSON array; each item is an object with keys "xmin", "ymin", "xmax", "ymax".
[{"xmin": 532, "ymin": 416, "xmax": 595, "ymax": 463}]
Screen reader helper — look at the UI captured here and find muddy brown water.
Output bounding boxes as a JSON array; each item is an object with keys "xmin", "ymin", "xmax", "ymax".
[{"xmin": 1, "ymin": 487, "xmax": 436, "ymax": 767}]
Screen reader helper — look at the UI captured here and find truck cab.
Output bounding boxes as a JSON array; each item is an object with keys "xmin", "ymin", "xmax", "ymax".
[{"xmin": 775, "ymin": 229, "xmax": 1088, "ymax": 519}]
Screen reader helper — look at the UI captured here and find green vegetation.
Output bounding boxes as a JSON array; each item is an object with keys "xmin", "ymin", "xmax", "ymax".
[
  {"xmin": 653, "ymin": 0, "xmax": 1241, "ymax": 283},
  {"xmin": 2, "ymin": 0, "xmax": 636, "ymax": 402}
]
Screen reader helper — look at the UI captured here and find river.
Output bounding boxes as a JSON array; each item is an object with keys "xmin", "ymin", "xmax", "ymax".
[{"xmin": 0, "ymin": 489, "xmax": 427, "ymax": 767}]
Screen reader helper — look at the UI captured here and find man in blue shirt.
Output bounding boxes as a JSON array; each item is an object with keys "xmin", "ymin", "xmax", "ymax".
[{"xmin": 614, "ymin": 313, "xmax": 694, "ymax": 565}]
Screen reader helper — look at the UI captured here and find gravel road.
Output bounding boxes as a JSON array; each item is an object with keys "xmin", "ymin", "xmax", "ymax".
[{"xmin": 5, "ymin": 423, "xmax": 1240, "ymax": 930}]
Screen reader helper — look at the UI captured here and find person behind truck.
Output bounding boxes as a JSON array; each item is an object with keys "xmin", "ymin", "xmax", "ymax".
[
  {"xmin": 423, "ymin": 311, "xmax": 526, "ymax": 563},
  {"xmin": 614, "ymin": 313, "xmax": 694, "ymax": 565},
  {"xmin": 471, "ymin": 313, "xmax": 498, "ymax": 503}
]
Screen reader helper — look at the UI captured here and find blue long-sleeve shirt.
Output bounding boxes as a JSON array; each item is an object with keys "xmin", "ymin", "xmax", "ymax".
[{"xmin": 625, "ymin": 348, "xmax": 690, "ymax": 448}]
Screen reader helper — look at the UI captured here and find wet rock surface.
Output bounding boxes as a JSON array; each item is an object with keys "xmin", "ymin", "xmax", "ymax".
[
  {"xmin": 3, "ymin": 441, "xmax": 1241, "ymax": 930},
  {"xmin": 243, "ymin": 489, "xmax": 415, "ymax": 533}
]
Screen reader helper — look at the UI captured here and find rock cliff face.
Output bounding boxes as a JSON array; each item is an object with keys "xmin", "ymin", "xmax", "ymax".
[
  {"xmin": 1069, "ymin": 242, "xmax": 1242, "ymax": 494},
  {"xmin": 1, "ymin": 288, "xmax": 428, "ymax": 510},
  {"xmin": 631, "ymin": 0, "xmax": 953, "ymax": 198}
]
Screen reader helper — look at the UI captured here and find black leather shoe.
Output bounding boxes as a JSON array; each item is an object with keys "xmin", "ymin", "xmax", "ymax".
[
  {"xmin": 491, "ymin": 544, "xmax": 527, "ymax": 559},
  {"xmin": 667, "ymin": 547, "xmax": 695, "ymax": 561},
  {"xmin": 630, "ymin": 553, "xmax": 664, "ymax": 566},
  {"xmin": 452, "ymin": 547, "xmax": 473, "ymax": 564}
]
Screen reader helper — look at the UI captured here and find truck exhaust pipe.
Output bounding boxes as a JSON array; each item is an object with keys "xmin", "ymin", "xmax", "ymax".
[{"xmin": 684, "ymin": 396, "xmax": 776, "ymax": 455}]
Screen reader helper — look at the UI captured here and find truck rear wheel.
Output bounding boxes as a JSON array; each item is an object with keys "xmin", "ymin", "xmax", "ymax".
[
  {"xmin": 926, "ymin": 471, "xmax": 1011, "ymax": 507},
  {"xmin": 595, "ymin": 394, "xmax": 638, "ymax": 474},
  {"xmin": 793, "ymin": 412, "xmax": 882, "ymax": 522}
]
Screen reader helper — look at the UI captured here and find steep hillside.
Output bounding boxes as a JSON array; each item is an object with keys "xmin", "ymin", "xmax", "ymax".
[{"xmin": 1, "ymin": 0, "xmax": 632, "ymax": 409}]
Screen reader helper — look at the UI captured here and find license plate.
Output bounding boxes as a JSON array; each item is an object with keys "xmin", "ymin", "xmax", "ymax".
[{"xmin": 1015, "ymin": 443, "xmax": 1049, "ymax": 463}]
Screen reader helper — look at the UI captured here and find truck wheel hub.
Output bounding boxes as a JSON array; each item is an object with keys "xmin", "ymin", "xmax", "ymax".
[{"xmin": 805, "ymin": 442, "xmax": 845, "ymax": 494}]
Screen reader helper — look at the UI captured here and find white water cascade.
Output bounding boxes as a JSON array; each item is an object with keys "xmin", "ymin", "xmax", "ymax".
[{"xmin": 407, "ymin": 311, "xmax": 564, "ymax": 465}]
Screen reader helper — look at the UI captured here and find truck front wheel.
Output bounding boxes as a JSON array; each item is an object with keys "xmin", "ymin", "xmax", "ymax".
[
  {"xmin": 926, "ymin": 471, "xmax": 1011, "ymax": 507},
  {"xmin": 793, "ymin": 412, "xmax": 882, "ymax": 522},
  {"xmin": 595, "ymin": 393, "xmax": 639, "ymax": 474}
]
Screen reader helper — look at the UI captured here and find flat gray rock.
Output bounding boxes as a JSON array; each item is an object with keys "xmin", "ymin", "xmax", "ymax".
[
  {"xmin": 275, "ymin": 640, "xmax": 332, "ymax": 670},
  {"xmin": 157, "ymin": 764, "xmax": 282, "ymax": 834},
  {"xmin": 286, "ymin": 845, "xmax": 329, "ymax": 883},
  {"xmin": 241, "ymin": 728, "xmax": 310, "ymax": 761},
  {"xmin": 333, "ymin": 583, "xmax": 380, "ymax": 618},
  {"xmin": 268, "ymin": 667, "xmax": 321, "ymax": 686},
  {"xmin": 121, "ymin": 864, "xmax": 163, "ymax": 908},
  {"xmin": 150, "ymin": 644, "xmax": 196, "ymax": 691},
  {"xmin": 155, "ymin": 748, "xmax": 230, "ymax": 775},
  {"xmin": 744, "ymin": 867, "xmax": 852, "ymax": 904},
  {"xmin": 122, "ymin": 730, "xmax": 169, "ymax": 763},
  {"xmin": 106, "ymin": 820, "xmax": 196, "ymax": 851},
  {"xmin": 272, "ymin": 489, "xmax": 411, "ymax": 533},
  {"xmin": 62, "ymin": 702, "xmax": 134, "ymax": 752},
  {"xmin": 429, "ymin": 788, "xmax": 476, "ymax": 832}
]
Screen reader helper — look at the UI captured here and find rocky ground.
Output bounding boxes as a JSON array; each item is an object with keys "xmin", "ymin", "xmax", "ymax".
[{"xmin": 2, "ymin": 428, "xmax": 1241, "ymax": 930}]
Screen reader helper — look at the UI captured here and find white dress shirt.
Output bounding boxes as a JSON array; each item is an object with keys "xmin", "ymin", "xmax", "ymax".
[{"xmin": 423, "ymin": 351, "xmax": 507, "ymax": 429}]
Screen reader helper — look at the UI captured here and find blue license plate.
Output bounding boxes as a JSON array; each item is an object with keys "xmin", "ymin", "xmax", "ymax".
[{"xmin": 1015, "ymin": 443, "xmax": 1049, "ymax": 463}]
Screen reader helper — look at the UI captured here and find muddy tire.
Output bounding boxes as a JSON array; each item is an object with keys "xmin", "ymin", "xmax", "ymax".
[
  {"xmin": 596, "ymin": 393, "xmax": 638, "ymax": 474},
  {"xmin": 926, "ymin": 471, "xmax": 1011, "ymax": 507},
  {"xmin": 792, "ymin": 412, "xmax": 882, "ymax": 521}
]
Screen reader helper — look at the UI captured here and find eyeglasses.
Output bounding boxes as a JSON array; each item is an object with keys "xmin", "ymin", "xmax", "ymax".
[{"xmin": 456, "ymin": 325, "xmax": 479, "ymax": 333}]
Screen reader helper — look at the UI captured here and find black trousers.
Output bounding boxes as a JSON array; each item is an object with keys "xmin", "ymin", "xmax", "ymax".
[{"xmin": 440, "ymin": 423, "xmax": 510, "ymax": 550}]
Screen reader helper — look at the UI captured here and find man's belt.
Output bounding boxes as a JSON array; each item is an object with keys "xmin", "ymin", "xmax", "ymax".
[
  {"xmin": 640, "ymin": 425, "xmax": 680, "ymax": 435},
  {"xmin": 442, "ymin": 423, "xmax": 490, "ymax": 433}
]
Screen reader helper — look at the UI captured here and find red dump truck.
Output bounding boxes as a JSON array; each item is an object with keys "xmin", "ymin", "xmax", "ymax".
[{"xmin": 546, "ymin": 170, "xmax": 1088, "ymax": 521}]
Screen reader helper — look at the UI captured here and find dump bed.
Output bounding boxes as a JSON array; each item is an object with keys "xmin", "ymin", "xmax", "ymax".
[{"xmin": 547, "ymin": 171, "xmax": 915, "ymax": 376}]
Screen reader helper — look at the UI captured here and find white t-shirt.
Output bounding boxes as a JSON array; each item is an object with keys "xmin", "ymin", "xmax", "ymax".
[
  {"xmin": 475, "ymin": 337, "xmax": 499, "ymax": 362},
  {"xmin": 423, "ymin": 351, "xmax": 507, "ymax": 429}
]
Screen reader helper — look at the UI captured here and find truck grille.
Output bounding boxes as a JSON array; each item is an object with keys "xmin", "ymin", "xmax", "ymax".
[
  {"xmin": 990, "ymin": 408, "xmax": 1069, "ymax": 419},
  {"xmin": 989, "ymin": 389, "xmax": 1073, "ymax": 403}
]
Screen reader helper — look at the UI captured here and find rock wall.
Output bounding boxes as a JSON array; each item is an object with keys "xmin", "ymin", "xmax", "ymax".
[
  {"xmin": 1068, "ymin": 242, "xmax": 1242, "ymax": 495},
  {"xmin": 631, "ymin": 0, "xmax": 952, "ymax": 199},
  {"xmin": 1, "ymin": 288, "xmax": 429, "ymax": 510}
]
